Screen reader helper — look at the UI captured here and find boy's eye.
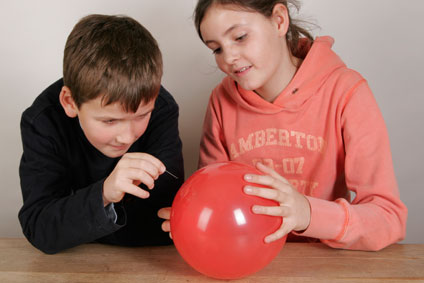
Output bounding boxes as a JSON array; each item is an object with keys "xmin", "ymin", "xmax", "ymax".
[
  {"xmin": 236, "ymin": 34, "xmax": 247, "ymax": 41},
  {"xmin": 103, "ymin": 119, "xmax": 116, "ymax": 124}
]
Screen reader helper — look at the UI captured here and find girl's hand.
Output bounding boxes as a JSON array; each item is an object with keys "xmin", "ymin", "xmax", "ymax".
[
  {"xmin": 243, "ymin": 162, "xmax": 311, "ymax": 243},
  {"xmin": 157, "ymin": 207, "xmax": 172, "ymax": 239}
]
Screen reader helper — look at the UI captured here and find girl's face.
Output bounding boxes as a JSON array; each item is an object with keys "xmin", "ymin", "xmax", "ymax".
[{"xmin": 200, "ymin": 4, "xmax": 291, "ymax": 100}]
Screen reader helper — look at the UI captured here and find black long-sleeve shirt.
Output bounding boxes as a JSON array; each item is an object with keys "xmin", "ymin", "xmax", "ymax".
[{"xmin": 19, "ymin": 79, "xmax": 184, "ymax": 254}]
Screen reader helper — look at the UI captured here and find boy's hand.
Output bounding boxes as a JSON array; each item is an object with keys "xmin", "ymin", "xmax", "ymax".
[
  {"xmin": 103, "ymin": 152, "xmax": 165, "ymax": 206},
  {"xmin": 157, "ymin": 207, "xmax": 172, "ymax": 239},
  {"xmin": 243, "ymin": 162, "xmax": 311, "ymax": 243}
]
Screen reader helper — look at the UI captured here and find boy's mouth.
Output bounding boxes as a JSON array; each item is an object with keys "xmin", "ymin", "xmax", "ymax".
[{"xmin": 110, "ymin": 144, "xmax": 129, "ymax": 151}]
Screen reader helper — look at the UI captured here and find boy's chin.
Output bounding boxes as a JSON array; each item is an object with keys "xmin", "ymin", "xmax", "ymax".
[
  {"xmin": 99, "ymin": 147, "xmax": 129, "ymax": 158},
  {"xmin": 104, "ymin": 152, "xmax": 126, "ymax": 158}
]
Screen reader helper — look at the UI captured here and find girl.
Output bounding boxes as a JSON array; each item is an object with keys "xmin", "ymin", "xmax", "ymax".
[{"xmin": 159, "ymin": 0, "xmax": 407, "ymax": 251}]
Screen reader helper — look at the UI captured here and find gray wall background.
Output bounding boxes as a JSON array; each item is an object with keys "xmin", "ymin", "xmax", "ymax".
[{"xmin": 0, "ymin": 0, "xmax": 422, "ymax": 243}]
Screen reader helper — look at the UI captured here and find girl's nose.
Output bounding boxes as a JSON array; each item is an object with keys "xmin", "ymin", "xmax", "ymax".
[{"xmin": 223, "ymin": 46, "xmax": 239, "ymax": 64}]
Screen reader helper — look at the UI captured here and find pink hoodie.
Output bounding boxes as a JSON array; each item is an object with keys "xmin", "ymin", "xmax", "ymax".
[{"xmin": 198, "ymin": 36, "xmax": 407, "ymax": 251}]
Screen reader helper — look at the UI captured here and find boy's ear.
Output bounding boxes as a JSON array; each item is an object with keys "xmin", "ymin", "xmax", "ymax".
[
  {"xmin": 272, "ymin": 3, "xmax": 290, "ymax": 37},
  {"xmin": 59, "ymin": 86, "xmax": 79, "ymax": 118}
]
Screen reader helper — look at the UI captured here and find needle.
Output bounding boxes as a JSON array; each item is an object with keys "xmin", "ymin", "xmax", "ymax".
[{"xmin": 165, "ymin": 170, "xmax": 178, "ymax": 179}]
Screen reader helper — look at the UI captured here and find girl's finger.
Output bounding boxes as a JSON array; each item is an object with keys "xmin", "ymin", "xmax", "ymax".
[
  {"xmin": 244, "ymin": 173, "xmax": 292, "ymax": 193},
  {"xmin": 244, "ymin": 173, "xmax": 281, "ymax": 189},
  {"xmin": 255, "ymin": 162, "xmax": 290, "ymax": 185},
  {"xmin": 264, "ymin": 223, "xmax": 292, "ymax": 243},
  {"xmin": 251, "ymin": 204, "xmax": 290, "ymax": 217},
  {"xmin": 244, "ymin": 185, "xmax": 287, "ymax": 202}
]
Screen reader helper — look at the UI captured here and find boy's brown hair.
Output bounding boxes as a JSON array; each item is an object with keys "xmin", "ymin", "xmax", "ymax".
[{"xmin": 63, "ymin": 14, "xmax": 162, "ymax": 112}]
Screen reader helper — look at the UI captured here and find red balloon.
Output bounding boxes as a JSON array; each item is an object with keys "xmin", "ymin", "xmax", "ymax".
[{"xmin": 171, "ymin": 161, "xmax": 286, "ymax": 279}]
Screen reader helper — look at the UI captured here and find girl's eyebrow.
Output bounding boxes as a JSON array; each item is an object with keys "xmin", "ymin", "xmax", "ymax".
[{"xmin": 204, "ymin": 24, "xmax": 245, "ymax": 44}]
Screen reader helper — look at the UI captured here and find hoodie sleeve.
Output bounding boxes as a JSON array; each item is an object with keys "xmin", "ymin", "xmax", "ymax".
[
  {"xmin": 198, "ymin": 92, "xmax": 230, "ymax": 168},
  {"xmin": 297, "ymin": 81, "xmax": 407, "ymax": 251}
]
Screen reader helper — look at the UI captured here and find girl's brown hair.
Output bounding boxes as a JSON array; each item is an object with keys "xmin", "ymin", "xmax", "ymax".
[{"xmin": 194, "ymin": 0, "xmax": 314, "ymax": 58}]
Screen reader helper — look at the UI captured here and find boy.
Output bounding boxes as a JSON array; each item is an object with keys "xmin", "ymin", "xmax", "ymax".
[{"xmin": 19, "ymin": 14, "xmax": 184, "ymax": 254}]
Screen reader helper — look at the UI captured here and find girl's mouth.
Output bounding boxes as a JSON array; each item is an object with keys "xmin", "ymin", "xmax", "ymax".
[{"xmin": 235, "ymin": 66, "xmax": 251, "ymax": 75}]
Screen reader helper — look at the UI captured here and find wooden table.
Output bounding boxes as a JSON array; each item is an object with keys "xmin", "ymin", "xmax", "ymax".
[{"xmin": 0, "ymin": 238, "xmax": 423, "ymax": 282}]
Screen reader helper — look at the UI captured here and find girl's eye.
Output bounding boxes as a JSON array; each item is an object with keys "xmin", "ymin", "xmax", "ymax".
[
  {"xmin": 103, "ymin": 120, "xmax": 116, "ymax": 124},
  {"xmin": 213, "ymin": 47, "xmax": 222, "ymax": 55}
]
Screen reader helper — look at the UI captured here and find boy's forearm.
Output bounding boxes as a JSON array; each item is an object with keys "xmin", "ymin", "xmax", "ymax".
[{"xmin": 19, "ymin": 180, "xmax": 123, "ymax": 254}]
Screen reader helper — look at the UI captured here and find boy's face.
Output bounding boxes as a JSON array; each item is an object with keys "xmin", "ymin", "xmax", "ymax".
[{"xmin": 76, "ymin": 96, "xmax": 155, "ymax": 158}]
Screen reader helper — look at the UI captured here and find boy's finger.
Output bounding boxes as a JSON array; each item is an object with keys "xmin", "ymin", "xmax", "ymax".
[
  {"xmin": 161, "ymin": 220, "xmax": 171, "ymax": 232},
  {"xmin": 126, "ymin": 168, "xmax": 155, "ymax": 189},
  {"xmin": 124, "ymin": 183, "xmax": 150, "ymax": 199},
  {"xmin": 123, "ymin": 158, "xmax": 164, "ymax": 179},
  {"xmin": 125, "ymin": 152, "xmax": 165, "ymax": 173},
  {"xmin": 157, "ymin": 207, "xmax": 171, "ymax": 219}
]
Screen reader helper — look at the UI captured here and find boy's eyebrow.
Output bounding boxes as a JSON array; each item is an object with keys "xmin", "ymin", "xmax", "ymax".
[
  {"xmin": 204, "ymin": 24, "xmax": 244, "ymax": 45},
  {"xmin": 95, "ymin": 107, "xmax": 155, "ymax": 120},
  {"xmin": 138, "ymin": 106, "xmax": 155, "ymax": 116}
]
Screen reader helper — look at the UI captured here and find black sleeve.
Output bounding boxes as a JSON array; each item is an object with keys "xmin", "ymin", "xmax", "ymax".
[
  {"xmin": 96, "ymin": 86, "xmax": 184, "ymax": 246},
  {"xmin": 18, "ymin": 110, "xmax": 123, "ymax": 254},
  {"xmin": 18, "ymin": 86, "xmax": 184, "ymax": 253}
]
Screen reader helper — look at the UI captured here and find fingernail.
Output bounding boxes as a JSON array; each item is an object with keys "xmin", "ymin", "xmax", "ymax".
[
  {"xmin": 252, "ymin": 205, "xmax": 261, "ymax": 213},
  {"xmin": 244, "ymin": 174, "xmax": 253, "ymax": 181},
  {"xmin": 244, "ymin": 186, "xmax": 253, "ymax": 193}
]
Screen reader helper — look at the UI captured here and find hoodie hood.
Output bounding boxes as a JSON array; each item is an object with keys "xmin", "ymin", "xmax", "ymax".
[{"xmin": 221, "ymin": 36, "xmax": 346, "ymax": 114}]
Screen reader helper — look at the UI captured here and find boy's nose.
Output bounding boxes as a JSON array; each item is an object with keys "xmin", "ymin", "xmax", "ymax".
[{"xmin": 116, "ymin": 123, "xmax": 137, "ymax": 144}]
